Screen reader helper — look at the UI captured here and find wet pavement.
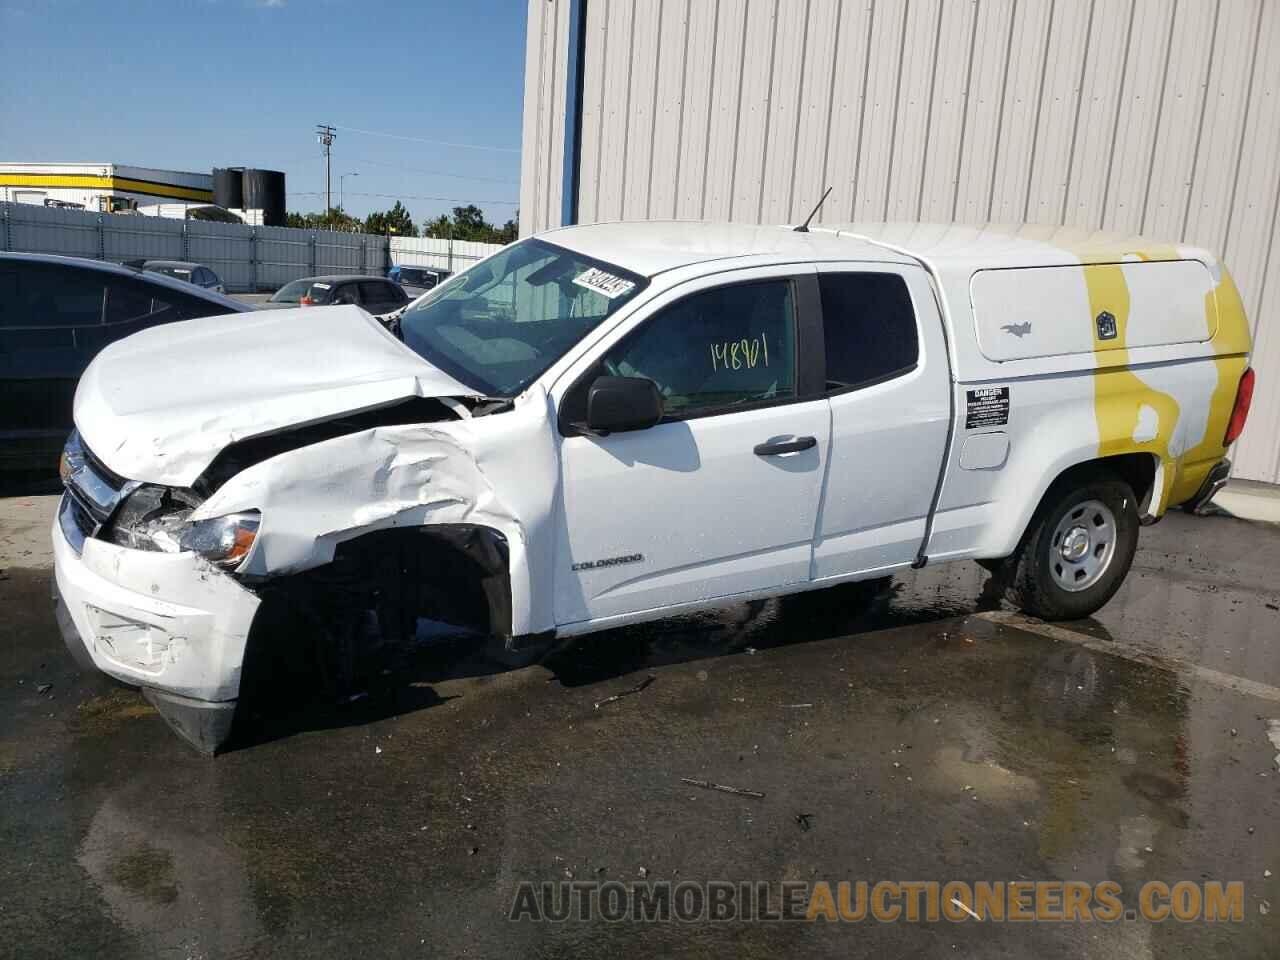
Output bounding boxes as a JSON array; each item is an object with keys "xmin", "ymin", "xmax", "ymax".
[{"xmin": 1, "ymin": 494, "xmax": 1278, "ymax": 958}]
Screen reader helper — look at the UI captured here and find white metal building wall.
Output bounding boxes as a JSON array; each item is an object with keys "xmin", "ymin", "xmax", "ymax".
[{"xmin": 519, "ymin": 0, "xmax": 1280, "ymax": 484}]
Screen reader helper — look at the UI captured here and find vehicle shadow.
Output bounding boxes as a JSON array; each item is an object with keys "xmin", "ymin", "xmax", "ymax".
[{"xmin": 226, "ymin": 573, "xmax": 1001, "ymax": 751}]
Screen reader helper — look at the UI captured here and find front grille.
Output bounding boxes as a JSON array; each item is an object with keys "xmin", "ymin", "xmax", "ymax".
[{"xmin": 59, "ymin": 431, "xmax": 136, "ymax": 554}]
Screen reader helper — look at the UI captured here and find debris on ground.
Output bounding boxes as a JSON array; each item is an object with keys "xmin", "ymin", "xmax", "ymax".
[
  {"xmin": 681, "ymin": 777, "xmax": 765, "ymax": 799},
  {"xmin": 36, "ymin": 683, "xmax": 52, "ymax": 695},
  {"xmin": 794, "ymin": 813, "xmax": 813, "ymax": 831},
  {"xmin": 744, "ymin": 647, "xmax": 757, "ymax": 656},
  {"xmin": 1267, "ymin": 720, "xmax": 1280, "ymax": 772},
  {"xmin": 784, "ymin": 703, "xmax": 813, "ymax": 709},
  {"xmin": 593, "ymin": 675, "xmax": 655, "ymax": 710},
  {"xmin": 375, "ymin": 746, "xmax": 382, "ymax": 755},
  {"xmin": 638, "ymin": 866, "xmax": 648, "ymax": 879},
  {"xmin": 950, "ymin": 897, "xmax": 981, "ymax": 921}
]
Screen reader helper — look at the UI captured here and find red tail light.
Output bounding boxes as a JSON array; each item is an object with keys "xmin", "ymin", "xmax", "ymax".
[{"xmin": 1223, "ymin": 367, "xmax": 1255, "ymax": 446}]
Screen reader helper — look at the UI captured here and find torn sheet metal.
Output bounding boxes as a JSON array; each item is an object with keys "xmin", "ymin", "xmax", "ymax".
[
  {"xmin": 193, "ymin": 385, "xmax": 562, "ymax": 636},
  {"xmin": 73, "ymin": 305, "xmax": 475, "ymax": 487}
]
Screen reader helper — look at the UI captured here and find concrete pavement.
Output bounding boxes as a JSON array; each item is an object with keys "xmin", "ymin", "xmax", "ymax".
[{"xmin": 1, "ymin": 494, "xmax": 1277, "ymax": 957}]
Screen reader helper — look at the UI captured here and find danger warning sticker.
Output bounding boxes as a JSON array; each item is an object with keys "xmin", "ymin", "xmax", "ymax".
[
  {"xmin": 965, "ymin": 386, "xmax": 1010, "ymax": 429},
  {"xmin": 572, "ymin": 267, "xmax": 636, "ymax": 300}
]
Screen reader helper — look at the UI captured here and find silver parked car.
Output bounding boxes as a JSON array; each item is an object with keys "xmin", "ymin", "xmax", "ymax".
[{"xmin": 142, "ymin": 260, "xmax": 225, "ymax": 294}]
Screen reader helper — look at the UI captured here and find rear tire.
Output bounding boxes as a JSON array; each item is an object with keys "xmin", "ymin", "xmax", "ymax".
[{"xmin": 1003, "ymin": 473, "xmax": 1139, "ymax": 620}]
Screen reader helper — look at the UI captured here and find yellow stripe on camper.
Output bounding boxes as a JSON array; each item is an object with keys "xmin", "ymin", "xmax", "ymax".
[{"xmin": 0, "ymin": 173, "xmax": 213, "ymax": 203}]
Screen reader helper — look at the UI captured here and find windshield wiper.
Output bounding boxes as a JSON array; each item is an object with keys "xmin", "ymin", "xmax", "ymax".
[{"xmin": 468, "ymin": 396, "xmax": 515, "ymax": 417}]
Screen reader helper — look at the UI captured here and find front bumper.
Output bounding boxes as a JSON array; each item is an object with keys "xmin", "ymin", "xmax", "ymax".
[{"xmin": 52, "ymin": 498, "xmax": 261, "ymax": 704}]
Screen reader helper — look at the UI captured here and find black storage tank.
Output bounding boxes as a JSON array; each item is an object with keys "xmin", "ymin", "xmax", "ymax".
[
  {"xmin": 212, "ymin": 167, "xmax": 244, "ymax": 210},
  {"xmin": 241, "ymin": 169, "xmax": 286, "ymax": 227}
]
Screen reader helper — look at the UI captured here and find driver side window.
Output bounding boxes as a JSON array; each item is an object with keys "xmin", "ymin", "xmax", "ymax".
[{"xmin": 602, "ymin": 279, "xmax": 796, "ymax": 419}]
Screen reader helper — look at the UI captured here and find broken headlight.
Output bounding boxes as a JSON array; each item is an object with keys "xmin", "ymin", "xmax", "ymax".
[{"xmin": 109, "ymin": 485, "xmax": 260, "ymax": 569}]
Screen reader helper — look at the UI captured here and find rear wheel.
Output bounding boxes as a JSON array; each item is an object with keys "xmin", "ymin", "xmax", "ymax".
[{"xmin": 1003, "ymin": 474, "xmax": 1139, "ymax": 620}]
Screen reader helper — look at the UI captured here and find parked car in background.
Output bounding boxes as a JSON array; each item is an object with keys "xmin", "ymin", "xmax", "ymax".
[
  {"xmin": 263, "ymin": 275, "xmax": 410, "ymax": 316},
  {"xmin": 141, "ymin": 260, "xmax": 226, "ymax": 294},
  {"xmin": 0, "ymin": 252, "xmax": 248, "ymax": 470},
  {"xmin": 388, "ymin": 264, "xmax": 451, "ymax": 296}
]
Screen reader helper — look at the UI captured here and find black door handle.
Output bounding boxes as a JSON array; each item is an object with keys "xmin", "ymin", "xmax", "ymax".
[{"xmin": 754, "ymin": 435, "xmax": 817, "ymax": 456}]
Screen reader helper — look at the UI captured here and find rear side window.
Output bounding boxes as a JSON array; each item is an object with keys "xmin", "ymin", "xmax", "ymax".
[
  {"xmin": 0, "ymin": 263, "xmax": 106, "ymax": 328},
  {"xmin": 818, "ymin": 272, "xmax": 919, "ymax": 392},
  {"xmin": 104, "ymin": 277, "xmax": 229, "ymax": 325},
  {"xmin": 359, "ymin": 280, "xmax": 406, "ymax": 309}
]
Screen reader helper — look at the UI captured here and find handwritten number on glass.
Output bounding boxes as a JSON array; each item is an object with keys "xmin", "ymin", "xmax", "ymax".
[{"xmin": 710, "ymin": 333, "xmax": 770, "ymax": 372}]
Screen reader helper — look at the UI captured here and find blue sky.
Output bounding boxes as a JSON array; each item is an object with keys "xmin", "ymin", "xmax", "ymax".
[{"xmin": 0, "ymin": 0, "xmax": 527, "ymax": 226}]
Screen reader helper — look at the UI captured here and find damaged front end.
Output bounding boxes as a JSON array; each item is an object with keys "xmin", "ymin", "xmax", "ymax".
[{"xmin": 54, "ymin": 386, "xmax": 561, "ymax": 755}]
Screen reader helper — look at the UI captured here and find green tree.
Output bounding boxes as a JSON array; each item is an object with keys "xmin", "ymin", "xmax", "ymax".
[
  {"xmin": 422, "ymin": 205, "xmax": 518, "ymax": 244},
  {"xmin": 364, "ymin": 201, "xmax": 418, "ymax": 237},
  {"xmin": 285, "ymin": 207, "xmax": 362, "ymax": 232}
]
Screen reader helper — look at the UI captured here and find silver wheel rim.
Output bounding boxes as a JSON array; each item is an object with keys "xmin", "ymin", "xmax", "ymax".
[{"xmin": 1048, "ymin": 498, "xmax": 1117, "ymax": 592}]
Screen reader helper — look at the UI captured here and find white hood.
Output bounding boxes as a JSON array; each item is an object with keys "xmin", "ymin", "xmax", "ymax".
[{"xmin": 74, "ymin": 304, "xmax": 476, "ymax": 487}]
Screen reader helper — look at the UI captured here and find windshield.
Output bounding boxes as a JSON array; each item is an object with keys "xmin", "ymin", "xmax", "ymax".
[
  {"xmin": 398, "ymin": 238, "xmax": 645, "ymax": 395},
  {"xmin": 271, "ymin": 279, "xmax": 334, "ymax": 304},
  {"xmin": 146, "ymin": 265, "xmax": 192, "ymax": 279}
]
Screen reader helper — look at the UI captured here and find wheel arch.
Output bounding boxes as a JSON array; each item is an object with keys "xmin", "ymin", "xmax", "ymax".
[{"xmin": 982, "ymin": 451, "xmax": 1159, "ymax": 561}]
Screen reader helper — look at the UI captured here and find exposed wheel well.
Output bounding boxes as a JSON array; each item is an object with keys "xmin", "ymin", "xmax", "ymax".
[{"xmin": 239, "ymin": 524, "xmax": 512, "ymax": 701}]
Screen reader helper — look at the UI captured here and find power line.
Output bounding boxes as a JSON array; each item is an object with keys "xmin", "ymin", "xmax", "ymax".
[
  {"xmin": 349, "ymin": 156, "xmax": 519, "ymax": 185},
  {"xmin": 292, "ymin": 189, "xmax": 518, "ymax": 206},
  {"xmin": 333, "ymin": 124, "xmax": 520, "ymax": 154}
]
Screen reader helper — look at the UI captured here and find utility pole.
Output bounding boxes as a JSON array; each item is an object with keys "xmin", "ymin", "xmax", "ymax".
[{"xmin": 316, "ymin": 124, "xmax": 336, "ymax": 215}]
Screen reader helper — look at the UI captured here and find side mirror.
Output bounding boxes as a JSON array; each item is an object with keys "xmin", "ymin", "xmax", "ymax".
[{"xmin": 586, "ymin": 376, "xmax": 663, "ymax": 434}]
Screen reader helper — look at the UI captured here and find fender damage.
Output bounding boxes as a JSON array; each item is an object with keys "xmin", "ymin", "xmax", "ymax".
[{"xmin": 58, "ymin": 304, "xmax": 563, "ymax": 753}]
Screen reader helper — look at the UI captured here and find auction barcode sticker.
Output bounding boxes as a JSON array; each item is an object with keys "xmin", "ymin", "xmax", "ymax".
[{"xmin": 573, "ymin": 267, "xmax": 636, "ymax": 300}]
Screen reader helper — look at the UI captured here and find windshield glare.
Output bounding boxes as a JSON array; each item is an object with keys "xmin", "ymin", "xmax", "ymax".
[{"xmin": 397, "ymin": 238, "xmax": 645, "ymax": 396}]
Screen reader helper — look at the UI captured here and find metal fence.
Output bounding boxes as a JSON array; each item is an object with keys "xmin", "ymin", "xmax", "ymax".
[
  {"xmin": 389, "ymin": 235, "xmax": 506, "ymax": 274},
  {"xmin": 0, "ymin": 201, "xmax": 397, "ymax": 292}
]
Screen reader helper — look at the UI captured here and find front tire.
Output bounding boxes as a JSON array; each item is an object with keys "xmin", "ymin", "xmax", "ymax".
[{"xmin": 1003, "ymin": 474, "xmax": 1139, "ymax": 620}]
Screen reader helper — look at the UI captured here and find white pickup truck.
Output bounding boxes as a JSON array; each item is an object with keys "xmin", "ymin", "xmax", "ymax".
[{"xmin": 52, "ymin": 221, "xmax": 1256, "ymax": 752}]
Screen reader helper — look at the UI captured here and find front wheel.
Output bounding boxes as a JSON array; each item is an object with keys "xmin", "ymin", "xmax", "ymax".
[{"xmin": 1002, "ymin": 475, "xmax": 1140, "ymax": 620}]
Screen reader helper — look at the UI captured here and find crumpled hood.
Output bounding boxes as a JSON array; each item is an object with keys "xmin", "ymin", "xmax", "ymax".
[{"xmin": 74, "ymin": 304, "xmax": 475, "ymax": 487}]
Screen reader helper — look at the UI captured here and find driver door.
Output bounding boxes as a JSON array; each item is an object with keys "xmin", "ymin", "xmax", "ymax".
[{"xmin": 553, "ymin": 267, "xmax": 830, "ymax": 628}]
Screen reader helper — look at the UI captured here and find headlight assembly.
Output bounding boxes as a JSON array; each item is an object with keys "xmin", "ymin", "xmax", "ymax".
[{"xmin": 108, "ymin": 485, "xmax": 260, "ymax": 570}]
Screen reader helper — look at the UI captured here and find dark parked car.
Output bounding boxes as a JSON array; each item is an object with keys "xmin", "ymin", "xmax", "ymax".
[
  {"xmin": 141, "ymin": 260, "xmax": 225, "ymax": 294},
  {"xmin": 0, "ymin": 252, "xmax": 249, "ymax": 469},
  {"xmin": 263, "ymin": 275, "xmax": 410, "ymax": 315},
  {"xmin": 387, "ymin": 264, "xmax": 451, "ymax": 296}
]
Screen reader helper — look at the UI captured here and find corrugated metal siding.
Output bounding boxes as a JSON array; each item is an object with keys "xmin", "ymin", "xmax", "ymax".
[{"xmin": 521, "ymin": 0, "xmax": 1280, "ymax": 483}]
